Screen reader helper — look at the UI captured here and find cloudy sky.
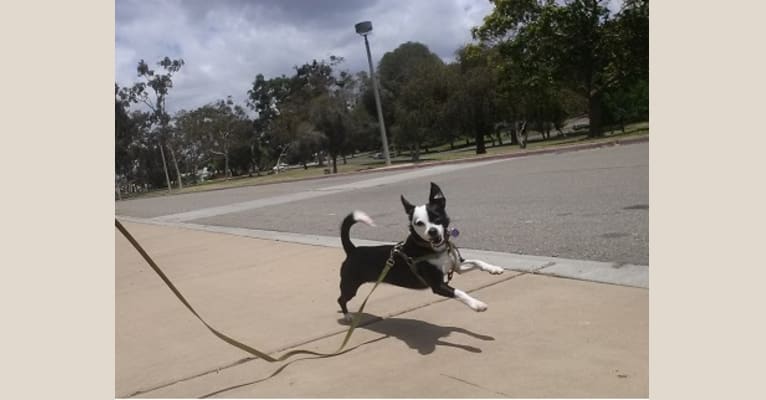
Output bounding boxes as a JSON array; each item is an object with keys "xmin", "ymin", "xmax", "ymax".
[{"xmin": 115, "ymin": 0, "xmax": 496, "ymax": 114}]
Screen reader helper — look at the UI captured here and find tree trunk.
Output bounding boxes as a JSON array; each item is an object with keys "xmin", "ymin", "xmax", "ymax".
[
  {"xmin": 412, "ymin": 142, "xmax": 420, "ymax": 161},
  {"xmin": 332, "ymin": 154, "xmax": 338, "ymax": 174},
  {"xmin": 475, "ymin": 105, "xmax": 487, "ymax": 154},
  {"xmin": 475, "ymin": 129, "xmax": 486, "ymax": 154},
  {"xmin": 224, "ymin": 144, "xmax": 231, "ymax": 179},
  {"xmin": 158, "ymin": 143, "xmax": 172, "ymax": 192},
  {"xmin": 510, "ymin": 122, "xmax": 519, "ymax": 146},
  {"xmin": 342, "ymin": 154, "xmax": 347, "ymax": 164},
  {"xmin": 519, "ymin": 121, "xmax": 528, "ymax": 149},
  {"xmin": 168, "ymin": 145, "xmax": 183, "ymax": 189},
  {"xmin": 588, "ymin": 91, "xmax": 604, "ymax": 138},
  {"xmin": 248, "ymin": 144, "xmax": 255, "ymax": 177}
]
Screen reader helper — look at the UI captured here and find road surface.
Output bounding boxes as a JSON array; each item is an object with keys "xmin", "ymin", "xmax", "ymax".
[{"xmin": 117, "ymin": 142, "xmax": 648, "ymax": 265}]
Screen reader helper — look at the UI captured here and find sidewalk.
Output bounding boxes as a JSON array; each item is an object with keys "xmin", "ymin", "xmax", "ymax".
[{"xmin": 116, "ymin": 221, "xmax": 648, "ymax": 398}]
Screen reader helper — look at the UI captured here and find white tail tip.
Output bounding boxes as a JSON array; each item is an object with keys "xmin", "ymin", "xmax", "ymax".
[{"xmin": 353, "ymin": 210, "xmax": 376, "ymax": 227}]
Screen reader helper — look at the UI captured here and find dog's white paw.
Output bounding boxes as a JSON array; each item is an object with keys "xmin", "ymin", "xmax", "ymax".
[
  {"xmin": 486, "ymin": 265, "xmax": 505, "ymax": 275},
  {"xmin": 471, "ymin": 300, "xmax": 488, "ymax": 312}
]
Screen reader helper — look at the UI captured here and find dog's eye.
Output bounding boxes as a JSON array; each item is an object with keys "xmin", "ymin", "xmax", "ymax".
[{"xmin": 414, "ymin": 221, "xmax": 424, "ymax": 226}]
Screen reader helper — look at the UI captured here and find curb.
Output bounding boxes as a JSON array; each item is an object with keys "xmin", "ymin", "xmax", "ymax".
[
  {"xmin": 119, "ymin": 135, "xmax": 649, "ymax": 200},
  {"xmin": 116, "ymin": 216, "xmax": 649, "ymax": 289}
]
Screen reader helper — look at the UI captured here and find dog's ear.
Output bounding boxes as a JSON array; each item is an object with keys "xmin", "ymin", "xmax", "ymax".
[
  {"xmin": 401, "ymin": 195, "xmax": 415, "ymax": 216},
  {"xmin": 429, "ymin": 182, "xmax": 446, "ymax": 208}
]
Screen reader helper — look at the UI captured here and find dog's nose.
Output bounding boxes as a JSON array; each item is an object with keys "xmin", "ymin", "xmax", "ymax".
[{"xmin": 428, "ymin": 227, "xmax": 438, "ymax": 237}]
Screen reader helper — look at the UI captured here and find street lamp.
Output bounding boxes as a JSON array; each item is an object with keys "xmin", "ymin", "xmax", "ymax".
[{"xmin": 355, "ymin": 21, "xmax": 391, "ymax": 166}]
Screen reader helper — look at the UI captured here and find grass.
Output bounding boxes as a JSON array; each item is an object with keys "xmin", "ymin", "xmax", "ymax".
[{"xmin": 119, "ymin": 121, "xmax": 648, "ymax": 200}]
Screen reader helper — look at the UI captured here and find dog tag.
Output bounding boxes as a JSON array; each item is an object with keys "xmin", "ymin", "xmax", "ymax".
[{"xmin": 449, "ymin": 227, "xmax": 460, "ymax": 238}]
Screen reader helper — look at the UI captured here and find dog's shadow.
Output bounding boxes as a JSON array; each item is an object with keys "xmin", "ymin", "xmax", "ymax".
[{"xmin": 338, "ymin": 312, "xmax": 494, "ymax": 355}]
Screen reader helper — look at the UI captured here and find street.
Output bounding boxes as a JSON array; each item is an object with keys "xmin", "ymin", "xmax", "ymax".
[{"xmin": 117, "ymin": 142, "xmax": 648, "ymax": 265}]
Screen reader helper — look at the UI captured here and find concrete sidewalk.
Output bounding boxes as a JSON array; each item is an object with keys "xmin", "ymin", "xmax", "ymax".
[{"xmin": 116, "ymin": 221, "xmax": 648, "ymax": 398}]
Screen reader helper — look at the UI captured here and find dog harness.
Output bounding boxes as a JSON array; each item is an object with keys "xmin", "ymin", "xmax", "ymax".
[{"xmin": 390, "ymin": 239, "xmax": 463, "ymax": 284}]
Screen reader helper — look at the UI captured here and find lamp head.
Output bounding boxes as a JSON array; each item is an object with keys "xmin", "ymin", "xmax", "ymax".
[{"xmin": 355, "ymin": 21, "xmax": 372, "ymax": 35}]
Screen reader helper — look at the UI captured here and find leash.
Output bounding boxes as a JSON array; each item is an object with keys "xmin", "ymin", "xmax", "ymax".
[{"xmin": 116, "ymin": 218, "xmax": 402, "ymax": 363}]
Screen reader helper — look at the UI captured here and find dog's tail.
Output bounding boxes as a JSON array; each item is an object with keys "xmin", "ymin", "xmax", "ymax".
[{"xmin": 341, "ymin": 210, "xmax": 376, "ymax": 254}]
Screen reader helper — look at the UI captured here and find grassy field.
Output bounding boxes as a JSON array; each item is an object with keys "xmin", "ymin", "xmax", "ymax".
[{"xmin": 118, "ymin": 121, "xmax": 648, "ymax": 200}]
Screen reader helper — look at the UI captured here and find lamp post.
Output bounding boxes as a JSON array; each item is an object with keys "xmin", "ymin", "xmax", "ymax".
[{"xmin": 355, "ymin": 20, "xmax": 391, "ymax": 166}]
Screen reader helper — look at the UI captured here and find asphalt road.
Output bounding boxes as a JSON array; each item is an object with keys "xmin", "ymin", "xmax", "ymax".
[{"xmin": 117, "ymin": 142, "xmax": 648, "ymax": 265}]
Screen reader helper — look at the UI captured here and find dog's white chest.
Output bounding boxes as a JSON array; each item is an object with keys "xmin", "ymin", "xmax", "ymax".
[{"xmin": 426, "ymin": 252, "xmax": 458, "ymax": 280}]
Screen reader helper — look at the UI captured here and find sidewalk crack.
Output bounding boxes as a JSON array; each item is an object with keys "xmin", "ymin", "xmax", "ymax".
[{"xmin": 440, "ymin": 373, "xmax": 510, "ymax": 397}]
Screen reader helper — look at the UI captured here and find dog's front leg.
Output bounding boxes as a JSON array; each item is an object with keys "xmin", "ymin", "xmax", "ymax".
[
  {"xmin": 453, "ymin": 288, "xmax": 488, "ymax": 312},
  {"xmin": 430, "ymin": 281, "xmax": 487, "ymax": 312},
  {"xmin": 456, "ymin": 259, "xmax": 505, "ymax": 275}
]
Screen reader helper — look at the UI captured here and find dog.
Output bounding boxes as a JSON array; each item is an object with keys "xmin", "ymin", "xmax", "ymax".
[{"xmin": 337, "ymin": 182, "xmax": 505, "ymax": 321}]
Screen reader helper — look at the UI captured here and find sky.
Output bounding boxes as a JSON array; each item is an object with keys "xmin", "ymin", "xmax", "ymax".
[{"xmin": 115, "ymin": 0, "xmax": 496, "ymax": 114}]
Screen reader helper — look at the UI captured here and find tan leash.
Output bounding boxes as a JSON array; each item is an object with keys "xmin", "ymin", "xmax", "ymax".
[{"xmin": 116, "ymin": 218, "xmax": 411, "ymax": 363}]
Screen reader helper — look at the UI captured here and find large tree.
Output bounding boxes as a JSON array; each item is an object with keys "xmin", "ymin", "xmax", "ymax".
[
  {"xmin": 452, "ymin": 44, "xmax": 504, "ymax": 154},
  {"xmin": 259, "ymin": 57, "xmax": 356, "ymax": 173},
  {"xmin": 118, "ymin": 57, "xmax": 185, "ymax": 189},
  {"xmin": 378, "ymin": 42, "xmax": 447, "ymax": 159},
  {"xmin": 178, "ymin": 98, "xmax": 249, "ymax": 179},
  {"xmin": 115, "ymin": 84, "xmax": 135, "ymax": 186},
  {"xmin": 474, "ymin": 0, "xmax": 648, "ymax": 137},
  {"xmin": 247, "ymin": 73, "xmax": 293, "ymax": 173}
]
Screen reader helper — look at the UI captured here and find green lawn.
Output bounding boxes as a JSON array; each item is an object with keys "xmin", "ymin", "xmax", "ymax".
[{"xmin": 119, "ymin": 121, "xmax": 648, "ymax": 200}]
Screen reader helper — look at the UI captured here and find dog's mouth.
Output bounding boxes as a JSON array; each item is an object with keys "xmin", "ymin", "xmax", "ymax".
[{"xmin": 429, "ymin": 236, "xmax": 445, "ymax": 247}]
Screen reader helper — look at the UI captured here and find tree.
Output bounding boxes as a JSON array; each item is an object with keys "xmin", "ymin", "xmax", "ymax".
[
  {"xmin": 115, "ymin": 84, "xmax": 135, "ymax": 187},
  {"xmin": 600, "ymin": 0, "xmax": 649, "ymax": 130},
  {"xmin": 179, "ymin": 98, "xmax": 249, "ymax": 179},
  {"xmin": 310, "ymin": 94, "xmax": 348, "ymax": 172},
  {"xmin": 345, "ymin": 72, "xmax": 380, "ymax": 154},
  {"xmin": 452, "ymin": 44, "xmax": 504, "ymax": 154},
  {"xmin": 174, "ymin": 108, "xmax": 210, "ymax": 181},
  {"xmin": 209, "ymin": 98, "xmax": 249, "ymax": 179},
  {"xmin": 474, "ymin": 0, "xmax": 648, "ymax": 138},
  {"xmin": 378, "ymin": 42, "xmax": 447, "ymax": 160},
  {"xmin": 247, "ymin": 74, "xmax": 294, "ymax": 174},
  {"xmin": 261, "ymin": 57, "xmax": 354, "ymax": 173},
  {"xmin": 118, "ymin": 57, "xmax": 185, "ymax": 190},
  {"xmin": 125, "ymin": 109, "xmax": 168, "ymax": 189},
  {"xmin": 394, "ymin": 61, "xmax": 448, "ymax": 160}
]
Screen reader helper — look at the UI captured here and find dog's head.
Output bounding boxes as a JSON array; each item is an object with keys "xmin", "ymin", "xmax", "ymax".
[{"xmin": 401, "ymin": 182, "xmax": 451, "ymax": 249}]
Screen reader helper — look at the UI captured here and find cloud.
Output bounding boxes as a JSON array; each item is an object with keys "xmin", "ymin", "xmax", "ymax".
[{"xmin": 115, "ymin": 0, "xmax": 493, "ymax": 114}]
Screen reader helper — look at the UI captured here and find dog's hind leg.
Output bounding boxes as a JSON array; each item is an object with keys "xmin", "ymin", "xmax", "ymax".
[{"xmin": 338, "ymin": 279, "xmax": 363, "ymax": 322}]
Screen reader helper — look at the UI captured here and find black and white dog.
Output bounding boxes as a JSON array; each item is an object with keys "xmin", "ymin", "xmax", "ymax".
[{"xmin": 337, "ymin": 182, "xmax": 505, "ymax": 321}]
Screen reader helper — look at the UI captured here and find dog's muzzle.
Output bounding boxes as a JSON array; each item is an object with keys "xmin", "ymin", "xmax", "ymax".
[{"xmin": 429, "ymin": 235, "xmax": 445, "ymax": 247}]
